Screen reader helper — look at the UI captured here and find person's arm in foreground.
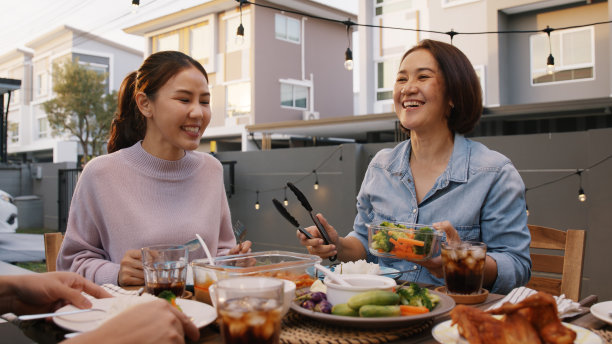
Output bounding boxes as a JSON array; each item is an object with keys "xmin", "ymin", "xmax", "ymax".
[
  {"xmin": 64, "ymin": 299, "xmax": 200, "ymax": 344},
  {"xmin": 0, "ymin": 272, "xmax": 111, "ymax": 315}
]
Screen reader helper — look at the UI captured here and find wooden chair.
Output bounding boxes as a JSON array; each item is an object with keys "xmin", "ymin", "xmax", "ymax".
[
  {"xmin": 526, "ymin": 225, "xmax": 586, "ymax": 301},
  {"xmin": 44, "ymin": 232, "xmax": 64, "ymax": 272}
]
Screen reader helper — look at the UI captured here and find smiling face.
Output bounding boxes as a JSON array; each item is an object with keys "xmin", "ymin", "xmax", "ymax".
[
  {"xmin": 138, "ymin": 66, "xmax": 211, "ymax": 160},
  {"xmin": 393, "ymin": 49, "xmax": 453, "ymax": 136}
]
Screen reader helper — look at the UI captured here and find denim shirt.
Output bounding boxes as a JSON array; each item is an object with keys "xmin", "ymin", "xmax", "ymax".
[{"xmin": 347, "ymin": 134, "xmax": 531, "ymax": 294}]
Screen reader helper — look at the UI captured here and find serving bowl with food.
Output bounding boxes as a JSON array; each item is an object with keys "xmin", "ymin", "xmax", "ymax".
[
  {"xmin": 368, "ymin": 222, "xmax": 443, "ymax": 261},
  {"xmin": 323, "ymin": 274, "xmax": 396, "ymax": 306}
]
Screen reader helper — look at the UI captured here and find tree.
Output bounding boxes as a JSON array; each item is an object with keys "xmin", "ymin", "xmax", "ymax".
[{"xmin": 42, "ymin": 58, "xmax": 116, "ymax": 165}]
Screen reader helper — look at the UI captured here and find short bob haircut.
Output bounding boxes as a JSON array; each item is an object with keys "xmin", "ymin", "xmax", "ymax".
[{"xmin": 401, "ymin": 39, "xmax": 482, "ymax": 134}]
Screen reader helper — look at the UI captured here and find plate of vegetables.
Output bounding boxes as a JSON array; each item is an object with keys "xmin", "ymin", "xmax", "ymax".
[
  {"xmin": 290, "ymin": 283, "xmax": 455, "ymax": 328},
  {"xmin": 368, "ymin": 222, "xmax": 443, "ymax": 261}
]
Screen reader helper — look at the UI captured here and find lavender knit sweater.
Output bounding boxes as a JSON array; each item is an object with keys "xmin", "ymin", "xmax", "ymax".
[{"xmin": 57, "ymin": 142, "xmax": 236, "ymax": 284}]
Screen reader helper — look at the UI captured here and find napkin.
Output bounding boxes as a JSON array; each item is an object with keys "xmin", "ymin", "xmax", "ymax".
[{"xmin": 486, "ymin": 287, "xmax": 583, "ymax": 318}]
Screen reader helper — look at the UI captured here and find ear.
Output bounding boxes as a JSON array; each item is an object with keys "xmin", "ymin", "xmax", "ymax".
[{"xmin": 135, "ymin": 92, "xmax": 152, "ymax": 118}]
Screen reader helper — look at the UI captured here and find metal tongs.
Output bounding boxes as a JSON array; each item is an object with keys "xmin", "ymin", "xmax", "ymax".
[{"xmin": 280, "ymin": 182, "xmax": 336, "ymax": 262}]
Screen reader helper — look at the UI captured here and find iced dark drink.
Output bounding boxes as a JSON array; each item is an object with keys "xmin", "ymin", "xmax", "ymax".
[
  {"xmin": 218, "ymin": 296, "xmax": 282, "ymax": 344},
  {"xmin": 441, "ymin": 241, "xmax": 487, "ymax": 295},
  {"xmin": 142, "ymin": 245, "xmax": 188, "ymax": 297}
]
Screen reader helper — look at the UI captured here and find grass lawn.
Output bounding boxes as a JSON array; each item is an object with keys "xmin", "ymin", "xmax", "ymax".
[{"xmin": 13, "ymin": 227, "xmax": 57, "ymax": 273}]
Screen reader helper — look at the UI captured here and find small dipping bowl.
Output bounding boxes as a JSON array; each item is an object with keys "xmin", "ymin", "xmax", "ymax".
[{"xmin": 324, "ymin": 274, "xmax": 396, "ymax": 306}]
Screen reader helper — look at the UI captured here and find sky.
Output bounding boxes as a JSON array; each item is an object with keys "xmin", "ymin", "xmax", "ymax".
[{"xmin": 0, "ymin": 0, "xmax": 358, "ymax": 56}]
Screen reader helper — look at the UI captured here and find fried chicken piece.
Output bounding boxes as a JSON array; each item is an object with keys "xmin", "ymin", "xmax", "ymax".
[
  {"xmin": 489, "ymin": 292, "xmax": 576, "ymax": 344},
  {"xmin": 450, "ymin": 305, "xmax": 541, "ymax": 344}
]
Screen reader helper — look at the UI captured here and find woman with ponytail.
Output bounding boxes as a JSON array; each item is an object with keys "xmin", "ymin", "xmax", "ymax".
[{"xmin": 57, "ymin": 51, "xmax": 251, "ymax": 286}]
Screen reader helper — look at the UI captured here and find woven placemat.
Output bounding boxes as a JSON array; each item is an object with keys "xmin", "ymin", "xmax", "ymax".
[
  {"xmin": 279, "ymin": 310, "xmax": 433, "ymax": 344},
  {"xmin": 592, "ymin": 328, "xmax": 612, "ymax": 344}
]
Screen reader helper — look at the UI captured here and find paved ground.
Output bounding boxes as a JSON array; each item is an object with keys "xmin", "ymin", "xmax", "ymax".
[{"xmin": 0, "ymin": 233, "xmax": 44, "ymax": 262}]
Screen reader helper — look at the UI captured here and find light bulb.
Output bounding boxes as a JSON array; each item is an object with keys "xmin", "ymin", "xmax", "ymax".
[
  {"xmin": 283, "ymin": 198, "xmax": 289, "ymax": 206},
  {"xmin": 525, "ymin": 205, "xmax": 530, "ymax": 216},
  {"xmin": 132, "ymin": 0, "xmax": 139, "ymax": 6},
  {"xmin": 578, "ymin": 188, "xmax": 586, "ymax": 202},
  {"xmin": 344, "ymin": 48, "xmax": 353, "ymax": 71},
  {"xmin": 314, "ymin": 181, "xmax": 319, "ymax": 190},
  {"xmin": 255, "ymin": 201, "xmax": 260, "ymax": 210},
  {"xmin": 546, "ymin": 54, "xmax": 555, "ymax": 75},
  {"xmin": 236, "ymin": 23, "xmax": 245, "ymax": 46}
]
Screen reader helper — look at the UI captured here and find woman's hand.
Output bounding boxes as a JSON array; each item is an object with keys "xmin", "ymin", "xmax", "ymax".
[
  {"xmin": 415, "ymin": 221, "xmax": 460, "ymax": 278},
  {"xmin": 118, "ymin": 249, "xmax": 144, "ymax": 287},
  {"xmin": 228, "ymin": 240, "xmax": 252, "ymax": 255},
  {"xmin": 65, "ymin": 299, "xmax": 199, "ymax": 344},
  {"xmin": 296, "ymin": 213, "xmax": 340, "ymax": 259}
]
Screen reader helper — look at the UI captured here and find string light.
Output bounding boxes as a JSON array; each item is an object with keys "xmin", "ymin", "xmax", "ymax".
[
  {"xmin": 236, "ymin": 0, "xmax": 245, "ymax": 45},
  {"xmin": 577, "ymin": 170, "xmax": 587, "ymax": 202},
  {"xmin": 313, "ymin": 170, "xmax": 319, "ymax": 190},
  {"xmin": 283, "ymin": 187, "xmax": 289, "ymax": 206},
  {"xmin": 254, "ymin": 190, "xmax": 260, "ymax": 210},
  {"xmin": 131, "ymin": 0, "xmax": 139, "ymax": 6},
  {"xmin": 544, "ymin": 26, "xmax": 555, "ymax": 75},
  {"xmin": 343, "ymin": 21, "xmax": 354, "ymax": 71},
  {"xmin": 525, "ymin": 189, "xmax": 530, "ymax": 216}
]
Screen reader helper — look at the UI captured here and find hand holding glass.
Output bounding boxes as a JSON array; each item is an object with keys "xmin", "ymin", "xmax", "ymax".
[{"xmin": 441, "ymin": 241, "xmax": 487, "ymax": 295}]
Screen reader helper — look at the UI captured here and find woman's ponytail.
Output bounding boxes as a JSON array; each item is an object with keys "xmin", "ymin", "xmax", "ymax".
[{"xmin": 107, "ymin": 71, "xmax": 146, "ymax": 153}]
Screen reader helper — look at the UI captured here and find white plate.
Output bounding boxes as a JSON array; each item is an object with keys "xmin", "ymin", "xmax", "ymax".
[
  {"xmin": 432, "ymin": 319, "xmax": 602, "ymax": 344},
  {"xmin": 307, "ymin": 265, "xmax": 403, "ymax": 280},
  {"xmin": 290, "ymin": 289, "xmax": 455, "ymax": 328},
  {"xmin": 53, "ymin": 297, "xmax": 216, "ymax": 333},
  {"xmin": 590, "ymin": 301, "xmax": 612, "ymax": 325}
]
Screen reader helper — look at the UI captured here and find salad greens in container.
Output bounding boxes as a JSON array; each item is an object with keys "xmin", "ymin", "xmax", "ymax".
[{"xmin": 367, "ymin": 222, "xmax": 443, "ymax": 261}]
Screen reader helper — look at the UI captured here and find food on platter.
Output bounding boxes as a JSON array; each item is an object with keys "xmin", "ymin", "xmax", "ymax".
[
  {"xmin": 451, "ymin": 291, "xmax": 577, "ymax": 344},
  {"xmin": 335, "ymin": 260, "xmax": 380, "ymax": 275},
  {"xmin": 296, "ymin": 291, "xmax": 332, "ymax": 314},
  {"xmin": 326, "ymin": 283, "xmax": 438, "ymax": 318},
  {"xmin": 158, "ymin": 290, "xmax": 182, "ymax": 311},
  {"xmin": 368, "ymin": 222, "xmax": 443, "ymax": 261}
]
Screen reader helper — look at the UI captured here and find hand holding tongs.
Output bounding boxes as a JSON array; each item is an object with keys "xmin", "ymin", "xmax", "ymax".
[{"xmin": 286, "ymin": 182, "xmax": 337, "ymax": 262}]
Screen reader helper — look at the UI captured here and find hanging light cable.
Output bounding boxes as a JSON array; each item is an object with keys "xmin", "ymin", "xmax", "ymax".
[
  {"xmin": 525, "ymin": 188, "xmax": 530, "ymax": 216},
  {"xmin": 343, "ymin": 20, "xmax": 354, "ymax": 71},
  {"xmin": 283, "ymin": 187, "xmax": 289, "ymax": 206},
  {"xmin": 254, "ymin": 190, "xmax": 260, "ymax": 210},
  {"xmin": 313, "ymin": 170, "xmax": 319, "ymax": 190},
  {"xmin": 577, "ymin": 170, "xmax": 587, "ymax": 202},
  {"xmin": 236, "ymin": 0, "xmax": 245, "ymax": 45},
  {"xmin": 544, "ymin": 26, "xmax": 555, "ymax": 75}
]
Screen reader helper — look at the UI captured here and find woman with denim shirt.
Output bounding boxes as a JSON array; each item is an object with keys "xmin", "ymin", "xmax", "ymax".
[{"xmin": 297, "ymin": 40, "xmax": 531, "ymax": 294}]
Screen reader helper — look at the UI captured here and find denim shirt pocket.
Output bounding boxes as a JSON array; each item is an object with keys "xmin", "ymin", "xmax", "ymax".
[
  {"xmin": 454, "ymin": 225, "xmax": 481, "ymax": 242},
  {"xmin": 365, "ymin": 206, "xmax": 397, "ymax": 224}
]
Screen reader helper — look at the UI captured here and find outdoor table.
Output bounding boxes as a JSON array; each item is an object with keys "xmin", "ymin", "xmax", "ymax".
[{"xmin": 7, "ymin": 286, "xmax": 611, "ymax": 344}]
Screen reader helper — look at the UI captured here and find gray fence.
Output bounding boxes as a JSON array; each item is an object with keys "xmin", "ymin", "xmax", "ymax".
[{"xmin": 58, "ymin": 169, "xmax": 81, "ymax": 232}]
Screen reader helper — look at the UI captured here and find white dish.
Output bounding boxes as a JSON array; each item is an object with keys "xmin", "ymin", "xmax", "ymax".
[
  {"xmin": 307, "ymin": 265, "xmax": 403, "ymax": 280},
  {"xmin": 590, "ymin": 301, "xmax": 612, "ymax": 325},
  {"xmin": 53, "ymin": 297, "xmax": 216, "ymax": 333},
  {"xmin": 290, "ymin": 289, "xmax": 455, "ymax": 328},
  {"xmin": 324, "ymin": 274, "xmax": 396, "ymax": 306},
  {"xmin": 432, "ymin": 319, "xmax": 602, "ymax": 344}
]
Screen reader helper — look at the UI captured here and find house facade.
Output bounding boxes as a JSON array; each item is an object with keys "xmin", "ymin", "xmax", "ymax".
[
  {"xmin": 0, "ymin": 25, "xmax": 142, "ymax": 163},
  {"xmin": 357, "ymin": 0, "xmax": 612, "ymax": 136},
  {"xmin": 123, "ymin": 0, "xmax": 356, "ymax": 152}
]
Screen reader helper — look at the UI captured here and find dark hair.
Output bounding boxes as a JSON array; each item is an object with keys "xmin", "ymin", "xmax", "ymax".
[
  {"xmin": 107, "ymin": 51, "xmax": 209, "ymax": 153},
  {"xmin": 401, "ymin": 39, "xmax": 482, "ymax": 134}
]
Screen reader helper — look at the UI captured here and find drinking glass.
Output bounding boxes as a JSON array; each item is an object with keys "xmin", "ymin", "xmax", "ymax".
[
  {"xmin": 441, "ymin": 241, "xmax": 487, "ymax": 295},
  {"xmin": 141, "ymin": 244, "xmax": 188, "ymax": 297},
  {"xmin": 214, "ymin": 277, "xmax": 284, "ymax": 344}
]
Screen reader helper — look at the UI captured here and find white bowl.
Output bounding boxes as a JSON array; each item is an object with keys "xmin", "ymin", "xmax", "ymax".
[
  {"xmin": 209, "ymin": 278, "xmax": 296, "ymax": 316},
  {"xmin": 324, "ymin": 274, "xmax": 396, "ymax": 306}
]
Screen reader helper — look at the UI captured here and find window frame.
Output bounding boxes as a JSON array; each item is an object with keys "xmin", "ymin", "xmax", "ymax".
[
  {"xmin": 225, "ymin": 80, "xmax": 251, "ymax": 119},
  {"xmin": 441, "ymin": 0, "xmax": 481, "ymax": 8},
  {"xmin": 37, "ymin": 116, "xmax": 50, "ymax": 139},
  {"xmin": 374, "ymin": 55, "xmax": 401, "ymax": 104},
  {"xmin": 274, "ymin": 13, "xmax": 301, "ymax": 44},
  {"xmin": 279, "ymin": 79, "xmax": 311, "ymax": 110},
  {"xmin": 8, "ymin": 121, "xmax": 19, "ymax": 144},
  {"xmin": 529, "ymin": 26, "xmax": 595, "ymax": 86}
]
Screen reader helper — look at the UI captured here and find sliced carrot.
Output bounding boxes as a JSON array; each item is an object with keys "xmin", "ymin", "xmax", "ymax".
[
  {"xmin": 400, "ymin": 305, "xmax": 430, "ymax": 316},
  {"xmin": 396, "ymin": 237, "xmax": 425, "ymax": 247}
]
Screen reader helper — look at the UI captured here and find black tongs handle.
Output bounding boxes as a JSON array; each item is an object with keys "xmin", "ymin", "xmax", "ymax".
[
  {"xmin": 271, "ymin": 198, "xmax": 313, "ymax": 239},
  {"xmin": 286, "ymin": 182, "xmax": 337, "ymax": 262}
]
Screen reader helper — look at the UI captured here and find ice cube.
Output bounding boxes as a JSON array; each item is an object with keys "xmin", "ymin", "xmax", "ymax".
[
  {"xmin": 245, "ymin": 313, "xmax": 266, "ymax": 327},
  {"xmin": 227, "ymin": 319, "xmax": 247, "ymax": 337}
]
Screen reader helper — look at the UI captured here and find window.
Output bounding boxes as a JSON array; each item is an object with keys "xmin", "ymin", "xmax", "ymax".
[
  {"xmin": 38, "ymin": 117, "xmax": 49, "ymax": 139},
  {"xmin": 375, "ymin": 0, "xmax": 413, "ymax": 15},
  {"xmin": 191, "ymin": 22, "xmax": 212, "ymax": 68},
  {"xmin": 473, "ymin": 65, "xmax": 486, "ymax": 105},
  {"xmin": 441, "ymin": 0, "xmax": 480, "ymax": 8},
  {"xmin": 80, "ymin": 62, "xmax": 109, "ymax": 93},
  {"xmin": 376, "ymin": 57, "xmax": 401, "ymax": 101},
  {"xmin": 226, "ymin": 82, "xmax": 251, "ymax": 118},
  {"xmin": 280, "ymin": 83, "xmax": 308, "ymax": 109},
  {"xmin": 530, "ymin": 26, "xmax": 594, "ymax": 85},
  {"xmin": 157, "ymin": 32, "xmax": 180, "ymax": 51},
  {"xmin": 8, "ymin": 122, "xmax": 19, "ymax": 143},
  {"xmin": 275, "ymin": 14, "xmax": 300, "ymax": 43},
  {"xmin": 36, "ymin": 72, "xmax": 48, "ymax": 97}
]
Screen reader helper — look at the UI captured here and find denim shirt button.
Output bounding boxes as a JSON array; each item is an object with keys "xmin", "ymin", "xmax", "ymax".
[
  {"xmin": 413, "ymin": 265, "xmax": 417, "ymax": 269},
  {"xmin": 412, "ymin": 208, "xmax": 417, "ymax": 213}
]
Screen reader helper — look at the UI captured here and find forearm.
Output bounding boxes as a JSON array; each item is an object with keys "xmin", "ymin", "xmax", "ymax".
[
  {"xmin": 337, "ymin": 236, "xmax": 367, "ymax": 262},
  {"xmin": 0, "ymin": 276, "xmax": 19, "ymax": 314},
  {"xmin": 483, "ymin": 255, "xmax": 498, "ymax": 290}
]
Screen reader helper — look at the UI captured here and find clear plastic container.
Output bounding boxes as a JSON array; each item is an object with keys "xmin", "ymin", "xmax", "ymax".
[
  {"xmin": 367, "ymin": 222, "xmax": 443, "ymax": 261},
  {"xmin": 191, "ymin": 251, "xmax": 321, "ymax": 304}
]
